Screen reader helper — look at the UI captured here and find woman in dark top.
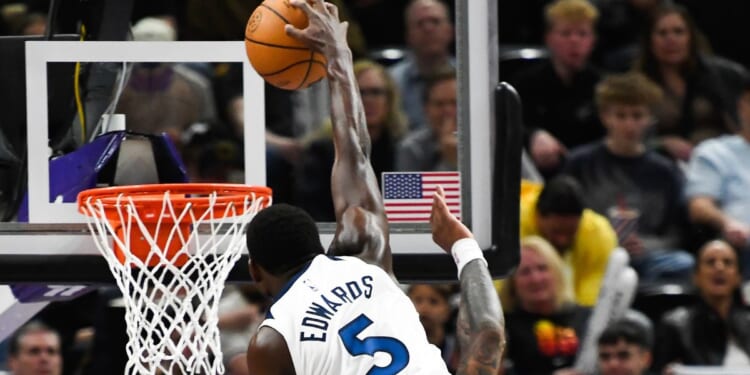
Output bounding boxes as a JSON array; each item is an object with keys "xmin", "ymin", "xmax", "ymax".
[
  {"xmin": 500, "ymin": 236, "xmax": 591, "ymax": 374},
  {"xmin": 654, "ymin": 240, "xmax": 750, "ymax": 372},
  {"xmin": 634, "ymin": 4, "xmax": 746, "ymax": 162}
]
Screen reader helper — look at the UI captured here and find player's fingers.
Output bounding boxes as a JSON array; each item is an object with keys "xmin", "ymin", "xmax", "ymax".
[
  {"xmin": 436, "ymin": 185, "xmax": 445, "ymax": 198},
  {"xmin": 325, "ymin": 2, "xmax": 339, "ymax": 18},
  {"xmin": 289, "ymin": 0, "xmax": 315, "ymax": 15},
  {"xmin": 284, "ymin": 24, "xmax": 306, "ymax": 41}
]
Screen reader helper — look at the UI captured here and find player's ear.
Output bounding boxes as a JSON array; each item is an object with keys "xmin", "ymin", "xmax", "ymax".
[{"xmin": 248, "ymin": 259, "xmax": 263, "ymax": 283}]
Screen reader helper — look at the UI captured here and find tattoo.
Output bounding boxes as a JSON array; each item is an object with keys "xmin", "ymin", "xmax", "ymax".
[{"xmin": 456, "ymin": 329, "xmax": 505, "ymax": 375}]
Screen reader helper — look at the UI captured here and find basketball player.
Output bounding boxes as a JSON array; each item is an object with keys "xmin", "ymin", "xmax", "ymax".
[{"xmin": 245, "ymin": 0, "xmax": 503, "ymax": 374}]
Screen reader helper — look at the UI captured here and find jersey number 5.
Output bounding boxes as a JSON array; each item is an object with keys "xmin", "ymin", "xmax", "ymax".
[{"xmin": 338, "ymin": 314, "xmax": 409, "ymax": 375}]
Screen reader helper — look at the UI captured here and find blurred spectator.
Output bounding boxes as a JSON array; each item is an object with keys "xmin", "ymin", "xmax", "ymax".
[
  {"xmin": 653, "ymin": 240, "xmax": 750, "ymax": 372},
  {"xmin": 389, "ymin": 0, "xmax": 454, "ymax": 130},
  {"xmin": 499, "ymin": 236, "xmax": 591, "ymax": 374},
  {"xmin": 16, "ymin": 12, "xmax": 45, "ymax": 36},
  {"xmin": 686, "ymin": 79, "xmax": 750, "ymax": 278},
  {"xmin": 7, "ymin": 321, "xmax": 62, "ymax": 375},
  {"xmin": 218, "ymin": 285, "xmax": 268, "ymax": 375},
  {"xmin": 115, "ymin": 17, "xmax": 216, "ymax": 144},
  {"xmin": 597, "ymin": 311, "xmax": 655, "ymax": 375},
  {"xmin": 296, "ymin": 60, "xmax": 407, "ymax": 220},
  {"xmin": 564, "ymin": 72, "xmax": 693, "ymax": 282},
  {"xmin": 520, "ymin": 177, "xmax": 617, "ymax": 306},
  {"xmin": 677, "ymin": 0, "xmax": 750, "ymax": 71},
  {"xmin": 407, "ymin": 284, "xmax": 458, "ymax": 372},
  {"xmin": 594, "ymin": 0, "xmax": 666, "ymax": 71},
  {"xmin": 634, "ymin": 4, "xmax": 747, "ymax": 162},
  {"xmin": 498, "ymin": 0, "xmax": 551, "ymax": 45},
  {"xmin": 510, "ymin": 0, "xmax": 603, "ymax": 178},
  {"xmin": 395, "ymin": 70, "xmax": 457, "ymax": 172}
]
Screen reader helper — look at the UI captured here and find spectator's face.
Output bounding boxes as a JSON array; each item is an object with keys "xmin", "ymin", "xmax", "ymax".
[
  {"xmin": 598, "ymin": 339, "xmax": 651, "ymax": 375},
  {"xmin": 9, "ymin": 331, "xmax": 62, "ymax": 375},
  {"xmin": 408, "ymin": 285, "xmax": 452, "ymax": 336},
  {"xmin": 535, "ymin": 213, "xmax": 580, "ymax": 251},
  {"xmin": 651, "ymin": 13, "xmax": 690, "ymax": 67},
  {"xmin": 694, "ymin": 241, "xmax": 741, "ymax": 300},
  {"xmin": 601, "ymin": 105, "xmax": 652, "ymax": 145},
  {"xmin": 425, "ymin": 78, "xmax": 457, "ymax": 133},
  {"xmin": 406, "ymin": 0, "xmax": 454, "ymax": 58},
  {"xmin": 357, "ymin": 68, "xmax": 389, "ymax": 138},
  {"xmin": 545, "ymin": 20, "xmax": 595, "ymax": 72},
  {"xmin": 514, "ymin": 248, "xmax": 558, "ymax": 309}
]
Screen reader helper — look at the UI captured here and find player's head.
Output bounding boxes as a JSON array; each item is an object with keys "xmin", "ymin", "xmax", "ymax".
[
  {"xmin": 8, "ymin": 321, "xmax": 62, "ymax": 375},
  {"xmin": 693, "ymin": 239, "xmax": 742, "ymax": 302},
  {"xmin": 596, "ymin": 72, "xmax": 663, "ymax": 145},
  {"xmin": 500, "ymin": 235, "xmax": 573, "ymax": 312},
  {"xmin": 422, "ymin": 69, "xmax": 457, "ymax": 133},
  {"xmin": 544, "ymin": 0, "xmax": 598, "ymax": 72},
  {"xmin": 597, "ymin": 314, "xmax": 653, "ymax": 375},
  {"xmin": 535, "ymin": 176, "xmax": 585, "ymax": 251},
  {"xmin": 404, "ymin": 0, "xmax": 453, "ymax": 59},
  {"xmin": 246, "ymin": 204, "xmax": 325, "ymax": 287}
]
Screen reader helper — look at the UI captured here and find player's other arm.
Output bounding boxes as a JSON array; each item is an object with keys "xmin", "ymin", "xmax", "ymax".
[
  {"xmin": 246, "ymin": 327, "xmax": 296, "ymax": 375},
  {"xmin": 286, "ymin": 0, "xmax": 392, "ymax": 273},
  {"xmin": 430, "ymin": 186, "xmax": 505, "ymax": 375}
]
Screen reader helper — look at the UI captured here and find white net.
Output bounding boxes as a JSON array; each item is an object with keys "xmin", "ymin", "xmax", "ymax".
[{"xmin": 80, "ymin": 187, "xmax": 269, "ymax": 375}]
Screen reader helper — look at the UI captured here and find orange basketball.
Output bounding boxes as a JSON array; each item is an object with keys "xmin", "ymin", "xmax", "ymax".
[{"xmin": 245, "ymin": 0, "xmax": 327, "ymax": 90}]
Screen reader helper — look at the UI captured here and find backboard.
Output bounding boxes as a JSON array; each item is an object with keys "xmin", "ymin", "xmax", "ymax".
[{"xmin": 0, "ymin": 0, "xmax": 519, "ymax": 284}]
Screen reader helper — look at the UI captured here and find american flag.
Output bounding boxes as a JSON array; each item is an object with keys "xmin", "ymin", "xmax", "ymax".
[{"xmin": 382, "ymin": 172, "xmax": 461, "ymax": 223}]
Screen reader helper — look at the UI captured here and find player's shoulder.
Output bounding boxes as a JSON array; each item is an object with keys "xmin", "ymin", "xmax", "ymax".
[{"xmin": 246, "ymin": 326, "xmax": 296, "ymax": 375}]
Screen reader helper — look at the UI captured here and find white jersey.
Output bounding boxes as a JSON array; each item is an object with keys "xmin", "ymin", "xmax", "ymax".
[{"xmin": 259, "ymin": 255, "xmax": 450, "ymax": 375}]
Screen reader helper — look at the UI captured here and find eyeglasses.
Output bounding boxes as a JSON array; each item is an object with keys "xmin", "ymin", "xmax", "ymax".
[
  {"xmin": 360, "ymin": 88, "xmax": 387, "ymax": 97},
  {"xmin": 598, "ymin": 350, "xmax": 634, "ymax": 362}
]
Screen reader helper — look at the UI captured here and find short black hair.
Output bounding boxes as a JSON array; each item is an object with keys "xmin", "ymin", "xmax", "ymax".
[
  {"xmin": 246, "ymin": 204, "xmax": 325, "ymax": 275},
  {"xmin": 536, "ymin": 176, "xmax": 586, "ymax": 216},
  {"xmin": 8, "ymin": 321, "xmax": 59, "ymax": 357},
  {"xmin": 598, "ymin": 317, "xmax": 653, "ymax": 350}
]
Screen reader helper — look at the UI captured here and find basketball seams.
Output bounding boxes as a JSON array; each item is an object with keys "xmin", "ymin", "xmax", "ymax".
[
  {"xmin": 294, "ymin": 51, "xmax": 316, "ymax": 90},
  {"xmin": 261, "ymin": 3, "xmax": 293, "ymax": 25},
  {"xmin": 245, "ymin": 36, "xmax": 309, "ymax": 51},
  {"xmin": 261, "ymin": 59, "xmax": 324, "ymax": 77}
]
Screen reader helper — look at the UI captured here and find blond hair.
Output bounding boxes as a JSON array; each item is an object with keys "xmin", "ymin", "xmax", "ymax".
[
  {"xmin": 545, "ymin": 0, "xmax": 599, "ymax": 28},
  {"xmin": 595, "ymin": 72, "xmax": 664, "ymax": 111},
  {"xmin": 354, "ymin": 59, "xmax": 408, "ymax": 140},
  {"xmin": 500, "ymin": 236, "xmax": 575, "ymax": 312}
]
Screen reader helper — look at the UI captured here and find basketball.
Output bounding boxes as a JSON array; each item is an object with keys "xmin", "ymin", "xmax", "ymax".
[{"xmin": 245, "ymin": 0, "xmax": 327, "ymax": 90}]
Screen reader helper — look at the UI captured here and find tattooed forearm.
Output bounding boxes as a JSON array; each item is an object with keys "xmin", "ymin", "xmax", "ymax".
[{"xmin": 457, "ymin": 328, "xmax": 505, "ymax": 375}]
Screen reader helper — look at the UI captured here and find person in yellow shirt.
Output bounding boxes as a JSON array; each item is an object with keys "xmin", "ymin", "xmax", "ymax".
[{"xmin": 519, "ymin": 177, "xmax": 617, "ymax": 306}]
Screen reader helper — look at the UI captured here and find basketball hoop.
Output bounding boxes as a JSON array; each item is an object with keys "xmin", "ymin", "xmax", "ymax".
[{"xmin": 78, "ymin": 183, "xmax": 271, "ymax": 375}]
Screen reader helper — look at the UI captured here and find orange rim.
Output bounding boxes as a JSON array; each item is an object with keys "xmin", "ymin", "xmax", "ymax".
[{"xmin": 77, "ymin": 183, "xmax": 272, "ymax": 221}]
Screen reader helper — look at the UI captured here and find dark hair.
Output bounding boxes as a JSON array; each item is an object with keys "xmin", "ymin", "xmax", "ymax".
[
  {"xmin": 8, "ymin": 321, "xmax": 59, "ymax": 357},
  {"xmin": 536, "ymin": 176, "xmax": 585, "ymax": 216},
  {"xmin": 246, "ymin": 204, "xmax": 325, "ymax": 275},
  {"xmin": 422, "ymin": 69, "xmax": 456, "ymax": 105},
  {"xmin": 635, "ymin": 4, "xmax": 702, "ymax": 80},
  {"xmin": 598, "ymin": 317, "xmax": 653, "ymax": 350}
]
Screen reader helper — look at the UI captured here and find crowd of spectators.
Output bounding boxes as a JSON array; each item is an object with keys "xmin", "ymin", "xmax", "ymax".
[{"xmin": 2, "ymin": 0, "xmax": 750, "ymax": 374}]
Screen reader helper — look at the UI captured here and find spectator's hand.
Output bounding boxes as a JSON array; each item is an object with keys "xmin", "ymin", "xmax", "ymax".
[
  {"xmin": 430, "ymin": 186, "xmax": 473, "ymax": 253},
  {"xmin": 722, "ymin": 218, "xmax": 750, "ymax": 249},
  {"xmin": 285, "ymin": 0, "xmax": 348, "ymax": 62},
  {"xmin": 438, "ymin": 117, "xmax": 458, "ymax": 169},
  {"xmin": 530, "ymin": 130, "xmax": 566, "ymax": 170},
  {"xmin": 552, "ymin": 368, "xmax": 583, "ymax": 375},
  {"xmin": 661, "ymin": 136, "xmax": 693, "ymax": 161},
  {"xmin": 622, "ymin": 233, "xmax": 646, "ymax": 258}
]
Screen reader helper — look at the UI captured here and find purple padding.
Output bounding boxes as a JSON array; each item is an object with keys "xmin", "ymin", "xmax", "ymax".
[{"xmin": 10, "ymin": 284, "xmax": 93, "ymax": 302}]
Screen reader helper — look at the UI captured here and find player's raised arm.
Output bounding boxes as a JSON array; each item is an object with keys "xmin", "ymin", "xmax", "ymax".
[
  {"xmin": 286, "ymin": 0, "xmax": 393, "ymax": 275},
  {"xmin": 430, "ymin": 186, "xmax": 505, "ymax": 375}
]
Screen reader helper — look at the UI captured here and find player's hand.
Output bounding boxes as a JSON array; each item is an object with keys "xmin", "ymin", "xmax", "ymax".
[
  {"xmin": 285, "ymin": 0, "xmax": 349, "ymax": 62},
  {"xmin": 530, "ymin": 130, "xmax": 566, "ymax": 170},
  {"xmin": 722, "ymin": 218, "xmax": 750, "ymax": 249},
  {"xmin": 430, "ymin": 186, "xmax": 473, "ymax": 254}
]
